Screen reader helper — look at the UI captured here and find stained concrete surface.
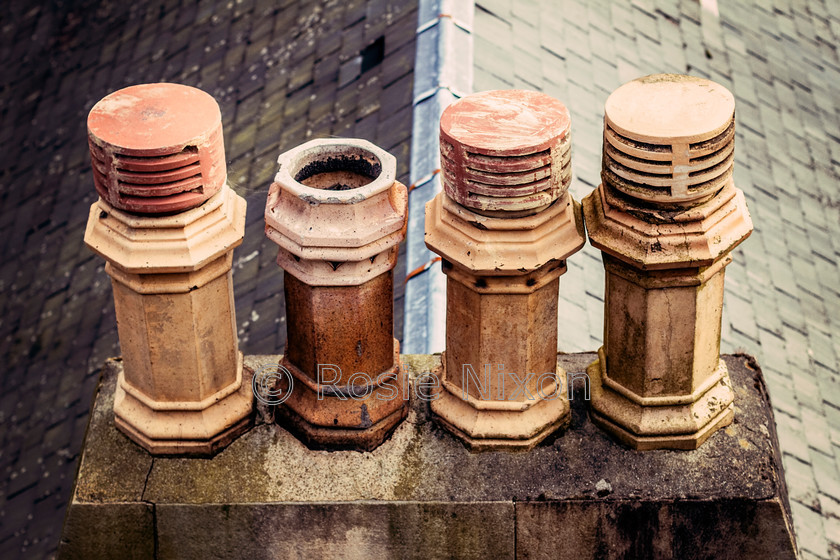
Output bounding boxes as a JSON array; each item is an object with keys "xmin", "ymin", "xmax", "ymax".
[{"xmin": 60, "ymin": 353, "xmax": 796, "ymax": 559}]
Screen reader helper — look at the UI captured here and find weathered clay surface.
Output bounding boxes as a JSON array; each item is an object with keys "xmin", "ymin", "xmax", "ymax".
[
  {"xmin": 84, "ymin": 182, "xmax": 246, "ymax": 273},
  {"xmin": 59, "ymin": 354, "xmax": 797, "ymax": 559},
  {"xmin": 585, "ymin": 177, "xmax": 753, "ymax": 270},
  {"xmin": 87, "ymin": 83, "xmax": 225, "ymax": 214},
  {"xmin": 276, "ymin": 273, "xmax": 408, "ymax": 450},
  {"xmin": 265, "ymin": 139, "xmax": 408, "ymax": 450},
  {"xmin": 440, "ymin": 90, "xmax": 572, "ymax": 215},
  {"xmin": 83, "ymin": 184, "xmax": 252, "ymax": 455},
  {"xmin": 602, "ymin": 73, "xmax": 736, "ymax": 205},
  {"xmin": 440, "ymin": 265, "xmax": 564, "ymax": 402},
  {"xmin": 427, "ymin": 95, "xmax": 584, "ymax": 449},
  {"xmin": 605, "ymin": 74, "xmax": 734, "ymax": 144},
  {"xmin": 265, "ymin": 138, "xmax": 407, "ymax": 287},
  {"xmin": 440, "ymin": 90, "xmax": 571, "ymax": 156},
  {"xmin": 284, "ymin": 272, "xmax": 395, "ymax": 381},
  {"xmin": 425, "ymin": 191, "xmax": 585, "ymax": 275},
  {"xmin": 424, "ymin": 198, "xmax": 583, "ymax": 450},
  {"xmin": 274, "ymin": 344, "xmax": 408, "ymax": 452},
  {"xmin": 582, "ymin": 74, "xmax": 753, "ymax": 450},
  {"xmin": 429, "ymin": 264, "xmax": 571, "ymax": 451}
]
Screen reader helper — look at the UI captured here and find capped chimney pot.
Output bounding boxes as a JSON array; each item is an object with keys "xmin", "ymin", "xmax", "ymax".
[
  {"xmin": 87, "ymin": 83, "xmax": 225, "ymax": 215},
  {"xmin": 84, "ymin": 83, "xmax": 251, "ymax": 455},
  {"xmin": 583, "ymin": 74, "xmax": 753, "ymax": 450},
  {"xmin": 426, "ymin": 90, "xmax": 585, "ymax": 451},
  {"xmin": 439, "ymin": 89, "xmax": 572, "ymax": 217}
]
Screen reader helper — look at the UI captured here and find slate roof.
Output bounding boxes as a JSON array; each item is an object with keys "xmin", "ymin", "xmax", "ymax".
[{"xmin": 1, "ymin": 0, "xmax": 839, "ymax": 558}]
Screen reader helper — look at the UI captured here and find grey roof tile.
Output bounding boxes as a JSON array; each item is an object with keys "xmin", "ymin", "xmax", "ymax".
[
  {"xmin": 764, "ymin": 368, "xmax": 801, "ymax": 419},
  {"xmin": 475, "ymin": 31, "xmax": 514, "ymax": 81},
  {"xmin": 811, "ymin": 446, "xmax": 840, "ymax": 504},
  {"xmin": 475, "ymin": 0, "xmax": 511, "ymax": 21},
  {"xmin": 513, "ymin": 45, "xmax": 543, "ymax": 84},
  {"xmin": 538, "ymin": 24, "xmax": 567, "ymax": 61},
  {"xmin": 476, "ymin": 5, "xmax": 512, "ymax": 46},
  {"xmin": 587, "ymin": 25, "xmax": 616, "ymax": 64},
  {"xmin": 563, "ymin": 0, "xmax": 591, "ymax": 29},
  {"xmin": 540, "ymin": 48, "xmax": 568, "ymax": 86},
  {"xmin": 564, "ymin": 20, "xmax": 592, "ymax": 60},
  {"xmin": 817, "ymin": 361, "xmax": 840, "ymax": 410},
  {"xmin": 610, "ymin": 2, "xmax": 635, "ymax": 38},
  {"xmin": 473, "ymin": 67, "xmax": 514, "ymax": 91},
  {"xmin": 380, "ymin": 39, "xmax": 415, "ymax": 87},
  {"xmin": 791, "ymin": 493, "xmax": 831, "ymax": 557},
  {"xmin": 824, "ymin": 515, "xmax": 840, "ymax": 555},
  {"xmin": 784, "ymin": 444, "xmax": 819, "ymax": 502},
  {"xmin": 565, "ymin": 50, "xmax": 593, "ymax": 89},
  {"xmin": 632, "ymin": 3, "xmax": 660, "ymax": 42},
  {"xmin": 509, "ymin": 0, "xmax": 539, "ymax": 27},
  {"xmin": 813, "ymin": 256, "xmax": 840, "ymax": 299},
  {"xmin": 384, "ymin": 9, "xmax": 417, "ymax": 56},
  {"xmin": 807, "ymin": 324, "xmax": 838, "ymax": 370},
  {"xmin": 727, "ymin": 293, "xmax": 760, "ymax": 340},
  {"xmin": 794, "ymin": 366, "xmax": 828, "ymax": 418}
]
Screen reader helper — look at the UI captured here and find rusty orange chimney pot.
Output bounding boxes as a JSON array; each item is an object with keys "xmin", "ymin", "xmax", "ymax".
[{"xmin": 264, "ymin": 138, "xmax": 409, "ymax": 451}]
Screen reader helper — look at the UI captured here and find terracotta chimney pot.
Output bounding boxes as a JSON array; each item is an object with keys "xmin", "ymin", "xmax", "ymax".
[
  {"xmin": 582, "ymin": 74, "xmax": 753, "ymax": 450},
  {"xmin": 425, "ymin": 90, "xmax": 585, "ymax": 451},
  {"xmin": 264, "ymin": 138, "xmax": 408, "ymax": 451},
  {"xmin": 84, "ymin": 84, "xmax": 251, "ymax": 455}
]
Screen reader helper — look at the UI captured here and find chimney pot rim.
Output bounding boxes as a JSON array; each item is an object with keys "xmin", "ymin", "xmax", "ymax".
[{"xmin": 273, "ymin": 138, "xmax": 396, "ymax": 205}]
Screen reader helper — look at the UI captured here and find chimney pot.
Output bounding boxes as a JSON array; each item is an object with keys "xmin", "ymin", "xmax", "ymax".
[{"xmin": 87, "ymin": 83, "xmax": 225, "ymax": 215}]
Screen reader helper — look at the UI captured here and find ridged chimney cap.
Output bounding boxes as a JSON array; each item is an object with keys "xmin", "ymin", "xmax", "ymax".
[{"xmin": 87, "ymin": 83, "xmax": 225, "ymax": 215}]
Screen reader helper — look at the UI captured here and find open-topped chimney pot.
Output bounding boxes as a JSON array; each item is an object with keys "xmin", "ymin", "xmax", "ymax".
[
  {"xmin": 583, "ymin": 74, "xmax": 753, "ymax": 450},
  {"xmin": 265, "ymin": 138, "xmax": 408, "ymax": 451}
]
